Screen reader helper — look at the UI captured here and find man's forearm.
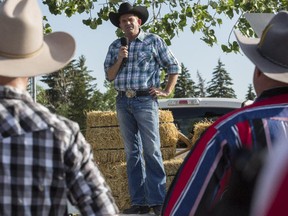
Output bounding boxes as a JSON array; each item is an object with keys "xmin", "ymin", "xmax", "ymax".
[
  {"xmin": 106, "ymin": 59, "xmax": 122, "ymax": 81},
  {"xmin": 164, "ymin": 74, "xmax": 178, "ymax": 95}
]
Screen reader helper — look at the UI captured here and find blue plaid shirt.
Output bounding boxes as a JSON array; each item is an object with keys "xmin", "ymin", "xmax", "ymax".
[
  {"xmin": 0, "ymin": 85, "xmax": 119, "ymax": 216},
  {"xmin": 104, "ymin": 30, "xmax": 180, "ymax": 91}
]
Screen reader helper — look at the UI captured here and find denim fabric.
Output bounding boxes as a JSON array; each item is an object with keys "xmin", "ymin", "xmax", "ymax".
[{"xmin": 116, "ymin": 94, "xmax": 166, "ymax": 206}]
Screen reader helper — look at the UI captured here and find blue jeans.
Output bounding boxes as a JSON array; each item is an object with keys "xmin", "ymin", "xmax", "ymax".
[{"xmin": 116, "ymin": 94, "xmax": 166, "ymax": 206}]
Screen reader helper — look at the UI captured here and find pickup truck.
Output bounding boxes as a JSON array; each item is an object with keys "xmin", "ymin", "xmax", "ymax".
[{"xmin": 158, "ymin": 97, "xmax": 249, "ymax": 147}]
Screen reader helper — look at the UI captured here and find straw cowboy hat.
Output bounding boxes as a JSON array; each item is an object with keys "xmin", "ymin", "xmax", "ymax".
[
  {"xmin": 235, "ymin": 11, "xmax": 288, "ymax": 83},
  {"xmin": 0, "ymin": 0, "xmax": 76, "ymax": 77},
  {"xmin": 109, "ymin": 2, "xmax": 148, "ymax": 28}
]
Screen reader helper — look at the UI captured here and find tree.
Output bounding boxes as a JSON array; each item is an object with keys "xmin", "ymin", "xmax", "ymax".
[
  {"xmin": 245, "ymin": 83, "xmax": 256, "ymax": 100},
  {"xmin": 40, "ymin": 60, "xmax": 75, "ymax": 115},
  {"xmin": 174, "ymin": 63, "xmax": 196, "ymax": 98},
  {"xmin": 194, "ymin": 70, "xmax": 206, "ymax": 97},
  {"xmin": 102, "ymin": 81, "xmax": 117, "ymax": 111},
  {"xmin": 67, "ymin": 55, "xmax": 97, "ymax": 131},
  {"xmin": 42, "ymin": 0, "xmax": 288, "ymax": 52},
  {"xmin": 207, "ymin": 59, "xmax": 236, "ymax": 98},
  {"xmin": 40, "ymin": 55, "xmax": 99, "ymax": 130},
  {"xmin": 36, "ymin": 85, "xmax": 50, "ymax": 106}
]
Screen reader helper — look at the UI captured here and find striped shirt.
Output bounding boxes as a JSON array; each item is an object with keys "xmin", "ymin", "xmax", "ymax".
[
  {"xmin": 162, "ymin": 87, "xmax": 288, "ymax": 216},
  {"xmin": 0, "ymin": 86, "xmax": 119, "ymax": 216},
  {"xmin": 104, "ymin": 30, "xmax": 180, "ymax": 91},
  {"xmin": 250, "ymin": 143, "xmax": 288, "ymax": 216}
]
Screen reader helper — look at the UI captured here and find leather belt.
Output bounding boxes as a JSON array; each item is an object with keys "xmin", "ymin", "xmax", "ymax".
[{"xmin": 118, "ymin": 90, "xmax": 150, "ymax": 98}]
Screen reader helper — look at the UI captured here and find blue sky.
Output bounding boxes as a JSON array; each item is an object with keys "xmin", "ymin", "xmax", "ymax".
[{"xmin": 40, "ymin": 4, "xmax": 255, "ymax": 100}]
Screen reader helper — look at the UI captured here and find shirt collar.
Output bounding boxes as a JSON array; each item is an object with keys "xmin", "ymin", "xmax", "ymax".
[
  {"xmin": 0, "ymin": 85, "xmax": 33, "ymax": 102},
  {"xmin": 136, "ymin": 29, "xmax": 145, "ymax": 42},
  {"xmin": 256, "ymin": 86, "xmax": 288, "ymax": 101}
]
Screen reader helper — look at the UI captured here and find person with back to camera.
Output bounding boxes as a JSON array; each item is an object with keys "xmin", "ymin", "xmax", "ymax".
[
  {"xmin": 161, "ymin": 11, "xmax": 288, "ymax": 216},
  {"xmin": 104, "ymin": 2, "xmax": 180, "ymax": 215},
  {"xmin": 0, "ymin": 0, "xmax": 119, "ymax": 215}
]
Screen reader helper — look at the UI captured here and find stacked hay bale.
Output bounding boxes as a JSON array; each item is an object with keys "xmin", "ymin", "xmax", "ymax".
[
  {"xmin": 86, "ymin": 110, "xmax": 183, "ymax": 210},
  {"xmin": 191, "ymin": 119, "xmax": 214, "ymax": 145}
]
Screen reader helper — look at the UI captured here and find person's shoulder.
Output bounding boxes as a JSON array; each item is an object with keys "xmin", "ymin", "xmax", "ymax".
[
  {"xmin": 109, "ymin": 38, "xmax": 121, "ymax": 48},
  {"xmin": 142, "ymin": 32, "xmax": 164, "ymax": 44},
  {"xmin": 34, "ymin": 102, "xmax": 80, "ymax": 134},
  {"xmin": 143, "ymin": 32, "xmax": 161, "ymax": 39}
]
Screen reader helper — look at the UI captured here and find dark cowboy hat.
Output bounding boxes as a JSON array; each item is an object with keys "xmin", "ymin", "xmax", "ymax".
[
  {"xmin": 235, "ymin": 11, "xmax": 288, "ymax": 83},
  {"xmin": 109, "ymin": 2, "xmax": 149, "ymax": 28}
]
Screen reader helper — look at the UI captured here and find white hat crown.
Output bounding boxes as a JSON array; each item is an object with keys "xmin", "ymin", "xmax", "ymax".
[
  {"xmin": 0, "ymin": 0, "xmax": 76, "ymax": 77},
  {"xmin": 0, "ymin": 0, "xmax": 43, "ymax": 58}
]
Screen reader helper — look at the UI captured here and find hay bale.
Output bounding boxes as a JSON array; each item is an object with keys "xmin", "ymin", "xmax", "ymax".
[
  {"xmin": 86, "ymin": 111, "xmax": 118, "ymax": 127},
  {"xmin": 98, "ymin": 162, "xmax": 130, "ymax": 210},
  {"xmin": 93, "ymin": 149, "xmax": 127, "ymax": 163},
  {"xmin": 161, "ymin": 147, "xmax": 176, "ymax": 161},
  {"xmin": 159, "ymin": 109, "xmax": 174, "ymax": 122},
  {"xmin": 87, "ymin": 110, "xmax": 174, "ymax": 127},
  {"xmin": 160, "ymin": 123, "xmax": 179, "ymax": 147},
  {"xmin": 86, "ymin": 110, "xmax": 179, "ymax": 150},
  {"xmin": 93, "ymin": 147, "xmax": 176, "ymax": 164},
  {"xmin": 86, "ymin": 127, "xmax": 124, "ymax": 149},
  {"xmin": 87, "ymin": 123, "xmax": 178, "ymax": 150},
  {"xmin": 191, "ymin": 119, "xmax": 213, "ymax": 145},
  {"xmin": 113, "ymin": 195, "xmax": 130, "ymax": 212},
  {"xmin": 163, "ymin": 158, "xmax": 184, "ymax": 176},
  {"xmin": 86, "ymin": 110, "xmax": 182, "ymax": 211},
  {"xmin": 97, "ymin": 157, "xmax": 184, "ymax": 211}
]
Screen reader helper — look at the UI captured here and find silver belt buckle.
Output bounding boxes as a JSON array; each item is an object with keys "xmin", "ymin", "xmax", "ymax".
[{"xmin": 125, "ymin": 90, "xmax": 136, "ymax": 98}]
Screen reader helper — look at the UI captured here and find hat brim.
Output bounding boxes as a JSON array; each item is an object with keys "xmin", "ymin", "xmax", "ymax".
[
  {"xmin": 0, "ymin": 31, "xmax": 76, "ymax": 77},
  {"xmin": 244, "ymin": 13, "xmax": 275, "ymax": 37},
  {"xmin": 235, "ymin": 30, "xmax": 288, "ymax": 83},
  {"xmin": 109, "ymin": 6, "xmax": 148, "ymax": 28}
]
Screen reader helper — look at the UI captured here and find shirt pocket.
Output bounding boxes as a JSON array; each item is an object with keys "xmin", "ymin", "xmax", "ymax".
[{"xmin": 137, "ymin": 47, "xmax": 154, "ymax": 71}]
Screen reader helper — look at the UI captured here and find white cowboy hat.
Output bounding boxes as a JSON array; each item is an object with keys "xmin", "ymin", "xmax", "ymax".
[
  {"xmin": 235, "ymin": 11, "xmax": 288, "ymax": 83},
  {"xmin": 0, "ymin": 0, "xmax": 76, "ymax": 77}
]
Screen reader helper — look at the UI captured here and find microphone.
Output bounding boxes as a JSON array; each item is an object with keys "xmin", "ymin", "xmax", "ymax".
[{"xmin": 120, "ymin": 37, "xmax": 128, "ymax": 66}]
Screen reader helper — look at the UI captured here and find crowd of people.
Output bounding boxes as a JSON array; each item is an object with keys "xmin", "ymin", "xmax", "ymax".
[{"xmin": 0, "ymin": 0, "xmax": 287, "ymax": 216}]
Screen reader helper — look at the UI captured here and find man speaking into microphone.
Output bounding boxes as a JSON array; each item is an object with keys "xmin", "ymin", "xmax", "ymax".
[{"xmin": 104, "ymin": 2, "xmax": 180, "ymax": 215}]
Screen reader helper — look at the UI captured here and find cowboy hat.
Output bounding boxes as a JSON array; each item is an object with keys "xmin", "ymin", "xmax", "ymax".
[
  {"xmin": 235, "ymin": 11, "xmax": 288, "ymax": 83},
  {"xmin": 0, "ymin": 0, "xmax": 76, "ymax": 77},
  {"xmin": 109, "ymin": 2, "xmax": 148, "ymax": 28},
  {"xmin": 244, "ymin": 13, "xmax": 275, "ymax": 37}
]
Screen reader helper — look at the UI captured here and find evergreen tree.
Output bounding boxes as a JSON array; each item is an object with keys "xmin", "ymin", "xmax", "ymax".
[
  {"xmin": 174, "ymin": 63, "xmax": 196, "ymax": 98},
  {"xmin": 40, "ymin": 55, "xmax": 98, "ymax": 130},
  {"xmin": 67, "ymin": 55, "xmax": 97, "ymax": 131},
  {"xmin": 245, "ymin": 84, "xmax": 256, "ymax": 100},
  {"xmin": 194, "ymin": 70, "xmax": 206, "ymax": 97},
  {"xmin": 40, "ymin": 60, "xmax": 76, "ymax": 115},
  {"xmin": 207, "ymin": 59, "xmax": 236, "ymax": 98},
  {"xmin": 90, "ymin": 90, "xmax": 105, "ymax": 111},
  {"xmin": 36, "ymin": 85, "xmax": 49, "ymax": 107},
  {"xmin": 101, "ymin": 81, "xmax": 117, "ymax": 111}
]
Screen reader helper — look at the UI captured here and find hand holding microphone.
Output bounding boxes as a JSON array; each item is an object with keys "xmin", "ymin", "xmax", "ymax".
[{"xmin": 120, "ymin": 37, "xmax": 128, "ymax": 67}]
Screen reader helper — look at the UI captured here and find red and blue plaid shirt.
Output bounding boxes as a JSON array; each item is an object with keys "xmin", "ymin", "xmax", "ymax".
[{"xmin": 0, "ymin": 85, "xmax": 119, "ymax": 216}]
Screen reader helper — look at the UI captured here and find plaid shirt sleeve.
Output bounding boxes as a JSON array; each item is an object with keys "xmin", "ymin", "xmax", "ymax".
[
  {"xmin": 153, "ymin": 35, "xmax": 181, "ymax": 75},
  {"xmin": 64, "ymin": 127, "xmax": 119, "ymax": 215}
]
